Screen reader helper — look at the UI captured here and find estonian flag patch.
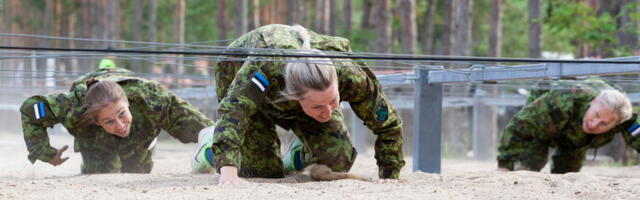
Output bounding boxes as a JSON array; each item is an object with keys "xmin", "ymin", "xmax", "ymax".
[
  {"xmin": 628, "ymin": 123, "xmax": 640, "ymax": 137},
  {"xmin": 33, "ymin": 101, "xmax": 46, "ymax": 120},
  {"xmin": 250, "ymin": 72, "xmax": 270, "ymax": 92}
]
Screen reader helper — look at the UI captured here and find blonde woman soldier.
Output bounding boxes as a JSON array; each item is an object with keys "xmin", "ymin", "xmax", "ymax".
[
  {"xmin": 21, "ymin": 60, "xmax": 214, "ymax": 173},
  {"xmin": 192, "ymin": 24, "xmax": 405, "ymax": 184}
]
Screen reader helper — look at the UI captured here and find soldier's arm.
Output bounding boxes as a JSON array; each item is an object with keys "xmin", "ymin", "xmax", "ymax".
[
  {"xmin": 20, "ymin": 95, "xmax": 64, "ymax": 164},
  {"xmin": 618, "ymin": 114, "xmax": 640, "ymax": 152},
  {"xmin": 342, "ymin": 64, "xmax": 405, "ymax": 179},
  {"xmin": 497, "ymin": 90, "xmax": 574, "ymax": 170},
  {"xmin": 211, "ymin": 61, "xmax": 268, "ymax": 171},
  {"xmin": 140, "ymin": 82, "xmax": 215, "ymax": 143}
]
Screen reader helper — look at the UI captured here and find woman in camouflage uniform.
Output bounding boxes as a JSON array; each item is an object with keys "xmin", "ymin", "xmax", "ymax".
[
  {"xmin": 209, "ymin": 24, "xmax": 405, "ymax": 184},
  {"xmin": 20, "ymin": 61, "xmax": 214, "ymax": 174},
  {"xmin": 497, "ymin": 78, "xmax": 640, "ymax": 173}
]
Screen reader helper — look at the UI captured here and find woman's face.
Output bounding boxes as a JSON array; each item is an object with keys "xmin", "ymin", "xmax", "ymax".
[
  {"xmin": 582, "ymin": 100, "xmax": 618, "ymax": 134},
  {"xmin": 95, "ymin": 99, "xmax": 133, "ymax": 137},
  {"xmin": 298, "ymin": 82, "xmax": 340, "ymax": 123}
]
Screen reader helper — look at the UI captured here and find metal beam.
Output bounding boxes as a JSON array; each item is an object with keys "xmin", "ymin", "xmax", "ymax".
[{"xmin": 427, "ymin": 56, "xmax": 640, "ymax": 84}]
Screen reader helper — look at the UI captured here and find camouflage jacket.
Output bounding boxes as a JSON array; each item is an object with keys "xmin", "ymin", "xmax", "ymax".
[
  {"xmin": 498, "ymin": 81, "xmax": 640, "ymax": 169},
  {"xmin": 21, "ymin": 67, "xmax": 214, "ymax": 164},
  {"xmin": 212, "ymin": 24, "xmax": 405, "ymax": 178}
]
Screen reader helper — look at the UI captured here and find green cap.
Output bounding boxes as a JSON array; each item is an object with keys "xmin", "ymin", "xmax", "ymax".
[{"xmin": 98, "ymin": 59, "xmax": 117, "ymax": 69}]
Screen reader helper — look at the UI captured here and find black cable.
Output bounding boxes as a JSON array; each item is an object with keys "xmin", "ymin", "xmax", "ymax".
[{"xmin": 2, "ymin": 45, "xmax": 640, "ymax": 64}]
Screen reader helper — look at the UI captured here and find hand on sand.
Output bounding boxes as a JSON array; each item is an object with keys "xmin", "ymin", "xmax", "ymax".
[
  {"xmin": 48, "ymin": 145, "xmax": 69, "ymax": 166},
  {"xmin": 218, "ymin": 166, "xmax": 248, "ymax": 185}
]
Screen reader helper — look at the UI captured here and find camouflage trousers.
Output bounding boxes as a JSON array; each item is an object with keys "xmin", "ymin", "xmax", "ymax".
[
  {"xmin": 499, "ymin": 135, "xmax": 587, "ymax": 174},
  {"xmin": 235, "ymin": 109, "xmax": 357, "ymax": 178},
  {"xmin": 79, "ymin": 143, "xmax": 154, "ymax": 174}
]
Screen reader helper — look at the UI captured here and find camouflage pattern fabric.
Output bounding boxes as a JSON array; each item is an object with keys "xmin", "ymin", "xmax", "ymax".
[
  {"xmin": 212, "ymin": 24, "xmax": 405, "ymax": 179},
  {"xmin": 497, "ymin": 78, "xmax": 640, "ymax": 173},
  {"xmin": 20, "ymin": 67, "xmax": 214, "ymax": 174}
]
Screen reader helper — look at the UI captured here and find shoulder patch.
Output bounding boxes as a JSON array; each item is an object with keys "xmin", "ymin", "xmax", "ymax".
[
  {"xmin": 21, "ymin": 98, "xmax": 55, "ymax": 123},
  {"xmin": 250, "ymin": 72, "xmax": 270, "ymax": 92},
  {"xmin": 628, "ymin": 123, "xmax": 640, "ymax": 137},
  {"xmin": 375, "ymin": 101, "xmax": 389, "ymax": 122},
  {"xmin": 33, "ymin": 101, "xmax": 48, "ymax": 120}
]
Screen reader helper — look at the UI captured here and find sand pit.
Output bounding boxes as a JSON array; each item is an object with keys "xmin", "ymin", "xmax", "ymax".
[{"xmin": 1, "ymin": 133, "xmax": 639, "ymax": 199}]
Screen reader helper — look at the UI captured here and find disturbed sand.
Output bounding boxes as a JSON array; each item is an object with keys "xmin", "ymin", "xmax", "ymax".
[{"xmin": 1, "ymin": 133, "xmax": 639, "ymax": 200}]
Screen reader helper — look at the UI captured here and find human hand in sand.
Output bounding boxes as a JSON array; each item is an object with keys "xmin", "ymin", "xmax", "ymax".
[
  {"xmin": 219, "ymin": 166, "xmax": 248, "ymax": 185},
  {"xmin": 48, "ymin": 145, "xmax": 70, "ymax": 166}
]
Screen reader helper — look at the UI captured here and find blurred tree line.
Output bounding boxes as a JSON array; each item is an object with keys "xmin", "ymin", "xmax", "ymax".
[
  {"xmin": 2, "ymin": 0, "xmax": 640, "ymax": 163},
  {"xmin": 2, "ymin": 0, "xmax": 639, "ymax": 59}
]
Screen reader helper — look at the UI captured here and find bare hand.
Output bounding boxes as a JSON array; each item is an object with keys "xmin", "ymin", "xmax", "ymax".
[
  {"xmin": 48, "ymin": 145, "xmax": 69, "ymax": 166},
  {"xmin": 218, "ymin": 166, "xmax": 248, "ymax": 185}
]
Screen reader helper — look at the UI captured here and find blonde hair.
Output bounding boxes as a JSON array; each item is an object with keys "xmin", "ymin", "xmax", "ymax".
[
  {"xmin": 79, "ymin": 81, "xmax": 127, "ymax": 126},
  {"xmin": 594, "ymin": 89, "xmax": 632, "ymax": 124},
  {"xmin": 280, "ymin": 25, "xmax": 337, "ymax": 101}
]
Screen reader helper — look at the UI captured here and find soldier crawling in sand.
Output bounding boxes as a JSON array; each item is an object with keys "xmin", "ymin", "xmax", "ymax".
[
  {"xmin": 497, "ymin": 78, "xmax": 640, "ymax": 173},
  {"xmin": 190, "ymin": 24, "xmax": 405, "ymax": 184},
  {"xmin": 21, "ymin": 59, "xmax": 214, "ymax": 174}
]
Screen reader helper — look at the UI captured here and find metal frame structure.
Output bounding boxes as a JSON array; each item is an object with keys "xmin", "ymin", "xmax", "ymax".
[{"xmin": 377, "ymin": 56, "xmax": 640, "ymax": 173}]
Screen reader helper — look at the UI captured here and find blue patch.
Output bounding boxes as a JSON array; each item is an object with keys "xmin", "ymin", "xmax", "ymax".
[
  {"xmin": 38, "ymin": 101, "xmax": 46, "ymax": 118},
  {"xmin": 253, "ymin": 72, "xmax": 270, "ymax": 87},
  {"xmin": 628, "ymin": 123, "xmax": 639, "ymax": 132},
  {"xmin": 375, "ymin": 105, "xmax": 388, "ymax": 122},
  {"xmin": 205, "ymin": 147, "xmax": 215, "ymax": 166}
]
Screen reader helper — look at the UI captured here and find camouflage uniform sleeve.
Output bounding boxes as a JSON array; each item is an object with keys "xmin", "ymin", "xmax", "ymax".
[
  {"xmin": 135, "ymin": 81, "xmax": 215, "ymax": 143},
  {"xmin": 497, "ymin": 90, "xmax": 576, "ymax": 170},
  {"xmin": 20, "ymin": 94, "xmax": 66, "ymax": 163},
  {"xmin": 341, "ymin": 64, "xmax": 405, "ymax": 179},
  {"xmin": 619, "ymin": 114, "xmax": 640, "ymax": 152},
  {"xmin": 211, "ymin": 61, "xmax": 268, "ymax": 171}
]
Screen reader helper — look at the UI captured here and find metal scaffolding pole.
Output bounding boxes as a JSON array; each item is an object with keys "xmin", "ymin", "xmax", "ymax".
[{"xmin": 412, "ymin": 69, "xmax": 442, "ymax": 173}]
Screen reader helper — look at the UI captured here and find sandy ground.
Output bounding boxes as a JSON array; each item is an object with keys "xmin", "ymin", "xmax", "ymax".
[{"xmin": 1, "ymin": 133, "xmax": 639, "ymax": 200}]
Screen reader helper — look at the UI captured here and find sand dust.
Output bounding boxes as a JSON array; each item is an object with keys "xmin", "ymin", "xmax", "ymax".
[{"xmin": 1, "ymin": 133, "xmax": 639, "ymax": 200}]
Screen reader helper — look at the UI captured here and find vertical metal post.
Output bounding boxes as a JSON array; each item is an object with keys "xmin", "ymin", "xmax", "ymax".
[
  {"xmin": 472, "ymin": 86, "xmax": 497, "ymax": 160},
  {"xmin": 413, "ymin": 69, "xmax": 442, "ymax": 173}
]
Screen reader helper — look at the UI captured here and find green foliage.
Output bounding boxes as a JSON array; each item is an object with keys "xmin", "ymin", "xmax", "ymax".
[
  {"xmin": 348, "ymin": 28, "xmax": 376, "ymax": 52},
  {"xmin": 471, "ymin": 0, "xmax": 491, "ymax": 57},
  {"xmin": 545, "ymin": 1, "xmax": 619, "ymax": 56},
  {"xmin": 185, "ymin": 0, "xmax": 217, "ymax": 43},
  {"xmin": 500, "ymin": 0, "xmax": 530, "ymax": 58}
]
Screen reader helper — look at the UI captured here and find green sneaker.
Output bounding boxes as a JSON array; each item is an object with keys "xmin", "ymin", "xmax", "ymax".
[
  {"xmin": 191, "ymin": 126, "xmax": 215, "ymax": 173},
  {"xmin": 283, "ymin": 139, "xmax": 304, "ymax": 172}
]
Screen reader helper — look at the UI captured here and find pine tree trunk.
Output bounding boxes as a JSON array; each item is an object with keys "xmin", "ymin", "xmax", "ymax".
[
  {"xmin": 329, "ymin": 0, "xmax": 337, "ymax": 35},
  {"xmin": 528, "ymin": 0, "xmax": 542, "ymax": 58},
  {"xmin": 444, "ymin": 0, "xmax": 473, "ymax": 158},
  {"xmin": 361, "ymin": 0, "xmax": 373, "ymax": 29},
  {"xmin": 398, "ymin": 0, "xmax": 417, "ymax": 54},
  {"xmin": 133, "ymin": 0, "xmax": 143, "ymax": 69},
  {"xmin": 315, "ymin": 0, "xmax": 329, "ymax": 34},
  {"xmin": 344, "ymin": 0, "xmax": 352, "ymax": 34},
  {"xmin": 176, "ymin": 0, "xmax": 185, "ymax": 76},
  {"xmin": 489, "ymin": 0, "xmax": 502, "ymax": 57},
  {"xmin": 423, "ymin": 0, "xmax": 437, "ymax": 54},
  {"xmin": 473, "ymin": 0, "xmax": 501, "ymax": 161},
  {"xmin": 373, "ymin": 0, "xmax": 391, "ymax": 53},
  {"xmin": 249, "ymin": 0, "xmax": 260, "ymax": 29},
  {"xmin": 236, "ymin": 0, "xmax": 248, "ymax": 36},
  {"xmin": 217, "ymin": 0, "xmax": 228, "ymax": 42}
]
